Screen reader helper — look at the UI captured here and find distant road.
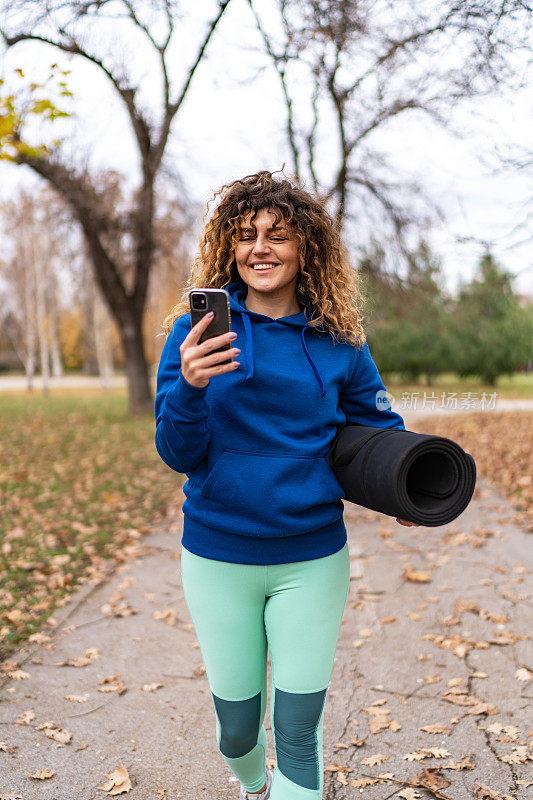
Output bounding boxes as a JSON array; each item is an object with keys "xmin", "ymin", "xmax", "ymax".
[{"xmin": 0, "ymin": 374, "xmax": 133, "ymax": 390}]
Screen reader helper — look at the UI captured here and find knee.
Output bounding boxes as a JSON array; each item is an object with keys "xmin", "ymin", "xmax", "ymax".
[
  {"xmin": 212, "ymin": 691, "xmax": 261, "ymax": 759},
  {"xmin": 273, "ymin": 687, "xmax": 327, "ymax": 790}
]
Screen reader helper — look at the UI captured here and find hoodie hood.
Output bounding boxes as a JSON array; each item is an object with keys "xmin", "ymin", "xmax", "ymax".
[{"xmin": 224, "ymin": 279, "xmax": 327, "ymax": 397}]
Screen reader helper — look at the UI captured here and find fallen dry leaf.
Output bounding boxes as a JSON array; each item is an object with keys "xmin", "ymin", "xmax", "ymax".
[
  {"xmin": 443, "ymin": 753, "xmax": 476, "ymax": 770},
  {"xmin": 419, "ymin": 724, "xmax": 451, "ymax": 735},
  {"xmin": 484, "ymin": 723, "xmax": 521, "ymax": 741},
  {"xmin": 447, "ymin": 678, "xmax": 462, "ymax": 687},
  {"xmin": 7, "ymin": 668, "xmax": 30, "ymax": 680},
  {"xmin": 98, "ymin": 673, "xmax": 127, "ymax": 694},
  {"xmin": 28, "ymin": 768, "xmax": 55, "ymax": 779},
  {"xmin": 442, "ymin": 687, "xmax": 498, "ymax": 715},
  {"xmin": 489, "ymin": 629, "xmax": 527, "ymax": 645},
  {"xmin": 351, "ymin": 774, "xmax": 393, "ymax": 788},
  {"xmin": 16, "ymin": 709, "xmax": 35, "ymax": 725},
  {"xmin": 361, "ymin": 753, "xmax": 388, "ymax": 766},
  {"xmin": 515, "ymin": 666, "xmax": 532, "ymax": 682},
  {"xmin": 351, "ymin": 777, "xmax": 378, "ymax": 788},
  {"xmin": 45, "ymin": 726, "xmax": 72, "ymax": 744},
  {"xmin": 403, "ymin": 748, "xmax": 451, "ymax": 762},
  {"xmin": 408, "ymin": 767, "xmax": 452, "ymax": 798},
  {"xmin": 398, "ymin": 790, "xmax": 422, "ymax": 800},
  {"xmin": 53, "ymin": 647, "xmax": 99, "ymax": 667},
  {"xmin": 403, "ymin": 568, "xmax": 432, "ymax": 583},
  {"xmin": 499, "ymin": 587, "xmax": 530, "ymax": 603},
  {"xmin": 153, "ymin": 608, "xmax": 177, "ymax": 626},
  {"xmin": 98, "ymin": 763, "xmax": 133, "ymax": 795},
  {"xmin": 498, "ymin": 746, "xmax": 532, "ymax": 764},
  {"xmin": 474, "ymin": 781, "xmax": 514, "ymax": 800}
]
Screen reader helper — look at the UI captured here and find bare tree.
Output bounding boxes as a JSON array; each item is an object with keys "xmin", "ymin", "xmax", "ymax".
[
  {"xmin": 0, "ymin": 248, "xmax": 38, "ymax": 389},
  {"xmin": 0, "ymin": 0, "xmax": 233, "ymax": 414},
  {"xmin": 474, "ymin": 141, "xmax": 533, "ymax": 273},
  {"xmin": 0, "ymin": 189, "xmax": 66, "ymax": 392},
  {"xmin": 248, "ymin": 0, "xmax": 533, "ymax": 262}
]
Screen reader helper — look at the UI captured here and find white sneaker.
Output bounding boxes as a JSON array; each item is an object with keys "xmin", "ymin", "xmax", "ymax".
[{"xmin": 239, "ymin": 766, "xmax": 273, "ymax": 800}]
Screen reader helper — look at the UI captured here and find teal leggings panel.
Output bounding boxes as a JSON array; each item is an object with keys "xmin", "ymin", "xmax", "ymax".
[{"xmin": 180, "ymin": 542, "xmax": 350, "ymax": 799}]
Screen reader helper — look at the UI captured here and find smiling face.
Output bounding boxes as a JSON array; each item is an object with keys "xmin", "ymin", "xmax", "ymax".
[{"xmin": 233, "ymin": 207, "xmax": 301, "ymax": 315}]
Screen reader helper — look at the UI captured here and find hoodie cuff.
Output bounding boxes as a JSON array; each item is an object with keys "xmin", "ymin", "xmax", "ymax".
[{"xmin": 164, "ymin": 371, "xmax": 209, "ymax": 419}]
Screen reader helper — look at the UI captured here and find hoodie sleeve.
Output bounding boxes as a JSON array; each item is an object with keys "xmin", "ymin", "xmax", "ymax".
[
  {"xmin": 340, "ymin": 339, "xmax": 406, "ymax": 430},
  {"xmin": 154, "ymin": 314, "xmax": 211, "ymax": 474}
]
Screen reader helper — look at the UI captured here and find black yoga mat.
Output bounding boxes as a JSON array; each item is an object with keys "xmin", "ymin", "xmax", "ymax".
[{"xmin": 327, "ymin": 421, "xmax": 477, "ymax": 527}]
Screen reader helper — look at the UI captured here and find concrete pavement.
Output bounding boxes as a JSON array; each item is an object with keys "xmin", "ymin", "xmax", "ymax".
[{"xmin": 0, "ymin": 469, "xmax": 531, "ymax": 799}]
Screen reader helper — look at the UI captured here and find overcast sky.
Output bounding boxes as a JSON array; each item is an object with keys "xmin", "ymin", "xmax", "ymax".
[{"xmin": 0, "ymin": 0, "xmax": 532, "ymax": 298}]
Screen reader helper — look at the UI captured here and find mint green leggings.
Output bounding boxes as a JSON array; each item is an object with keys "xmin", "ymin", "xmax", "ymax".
[{"xmin": 180, "ymin": 542, "xmax": 350, "ymax": 799}]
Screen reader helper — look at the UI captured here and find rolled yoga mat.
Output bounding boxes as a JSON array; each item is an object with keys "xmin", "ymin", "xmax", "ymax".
[{"xmin": 327, "ymin": 421, "xmax": 477, "ymax": 527}]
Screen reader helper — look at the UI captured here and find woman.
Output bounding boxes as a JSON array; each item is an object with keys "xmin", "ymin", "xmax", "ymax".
[{"xmin": 155, "ymin": 170, "xmax": 418, "ymax": 800}]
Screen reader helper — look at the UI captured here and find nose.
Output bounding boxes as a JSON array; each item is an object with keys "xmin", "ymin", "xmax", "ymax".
[{"xmin": 252, "ymin": 232, "xmax": 271, "ymax": 255}]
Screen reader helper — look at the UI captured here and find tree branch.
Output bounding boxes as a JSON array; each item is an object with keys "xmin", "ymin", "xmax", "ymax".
[
  {"xmin": 153, "ymin": 0, "xmax": 233, "ymax": 173},
  {"xmin": 14, "ymin": 150, "xmax": 130, "ymax": 312},
  {"xmin": 247, "ymin": 0, "xmax": 300, "ymax": 178},
  {"xmin": 0, "ymin": 28, "xmax": 152, "ymax": 162}
]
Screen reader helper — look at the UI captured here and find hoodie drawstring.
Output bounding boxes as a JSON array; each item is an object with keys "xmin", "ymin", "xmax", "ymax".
[
  {"xmin": 242, "ymin": 312, "xmax": 254, "ymax": 381},
  {"xmin": 301, "ymin": 326, "xmax": 326, "ymax": 397},
  {"xmin": 240, "ymin": 311, "xmax": 325, "ymax": 397}
]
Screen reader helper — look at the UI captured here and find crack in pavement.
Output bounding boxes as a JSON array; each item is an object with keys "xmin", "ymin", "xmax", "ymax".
[
  {"xmin": 324, "ymin": 655, "xmax": 360, "ymax": 800},
  {"xmin": 464, "ymin": 649, "xmax": 520, "ymax": 794}
]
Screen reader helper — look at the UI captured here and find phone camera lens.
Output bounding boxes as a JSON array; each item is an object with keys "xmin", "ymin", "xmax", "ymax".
[{"xmin": 191, "ymin": 293, "xmax": 207, "ymax": 311}]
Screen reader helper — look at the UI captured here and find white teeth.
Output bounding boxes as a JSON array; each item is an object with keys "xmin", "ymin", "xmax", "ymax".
[{"xmin": 252, "ymin": 263, "xmax": 278, "ymax": 271}]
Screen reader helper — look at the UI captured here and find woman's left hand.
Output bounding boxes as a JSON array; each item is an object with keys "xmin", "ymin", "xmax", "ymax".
[{"xmin": 396, "ymin": 517, "xmax": 420, "ymax": 527}]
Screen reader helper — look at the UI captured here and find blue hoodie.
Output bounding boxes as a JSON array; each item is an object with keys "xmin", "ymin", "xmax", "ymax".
[{"xmin": 155, "ymin": 279, "xmax": 406, "ymax": 565}]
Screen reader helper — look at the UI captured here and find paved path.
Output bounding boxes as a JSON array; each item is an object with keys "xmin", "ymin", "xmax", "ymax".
[
  {"xmin": 0, "ymin": 477, "xmax": 531, "ymax": 799},
  {"xmin": 0, "ymin": 375, "xmax": 131, "ymax": 391}
]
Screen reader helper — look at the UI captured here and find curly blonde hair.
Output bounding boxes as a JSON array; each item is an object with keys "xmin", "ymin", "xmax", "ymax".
[{"xmin": 160, "ymin": 168, "xmax": 367, "ymax": 347}]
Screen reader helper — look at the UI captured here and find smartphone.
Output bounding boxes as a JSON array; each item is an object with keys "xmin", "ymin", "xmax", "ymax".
[{"xmin": 189, "ymin": 288, "xmax": 233, "ymax": 363}]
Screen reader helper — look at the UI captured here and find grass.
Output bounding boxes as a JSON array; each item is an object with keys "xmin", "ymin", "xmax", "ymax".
[
  {"xmin": 385, "ymin": 371, "xmax": 533, "ymax": 400},
  {"xmin": 0, "ymin": 391, "xmax": 180, "ymax": 663}
]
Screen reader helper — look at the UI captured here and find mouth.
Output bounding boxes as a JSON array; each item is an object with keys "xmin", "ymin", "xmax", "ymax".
[{"xmin": 249, "ymin": 262, "xmax": 280, "ymax": 272}]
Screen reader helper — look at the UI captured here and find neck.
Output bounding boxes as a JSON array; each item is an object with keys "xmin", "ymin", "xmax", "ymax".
[{"xmin": 244, "ymin": 288, "xmax": 301, "ymax": 320}]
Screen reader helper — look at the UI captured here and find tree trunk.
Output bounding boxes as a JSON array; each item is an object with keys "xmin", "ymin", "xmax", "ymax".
[
  {"xmin": 24, "ymin": 255, "xmax": 36, "ymax": 393},
  {"xmin": 93, "ymin": 289, "xmax": 114, "ymax": 391},
  {"xmin": 48, "ymin": 283, "xmax": 64, "ymax": 378},
  {"xmin": 120, "ymin": 316, "xmax": 153, "ymax": 415},
  {"xmin": 33, "ymin": 241, "xmax": 50, "ymax": 396}
]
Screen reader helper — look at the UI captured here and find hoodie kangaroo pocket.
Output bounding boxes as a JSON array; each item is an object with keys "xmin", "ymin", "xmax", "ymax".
[{"xmin": 200, "ymin": 448, "xmax": 344, "ymax": 537}]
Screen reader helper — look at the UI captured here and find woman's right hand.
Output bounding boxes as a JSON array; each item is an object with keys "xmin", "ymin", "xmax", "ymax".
[{"xmin": 180, "ymin": 312, "xmax": 241, "ymax": 388}]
